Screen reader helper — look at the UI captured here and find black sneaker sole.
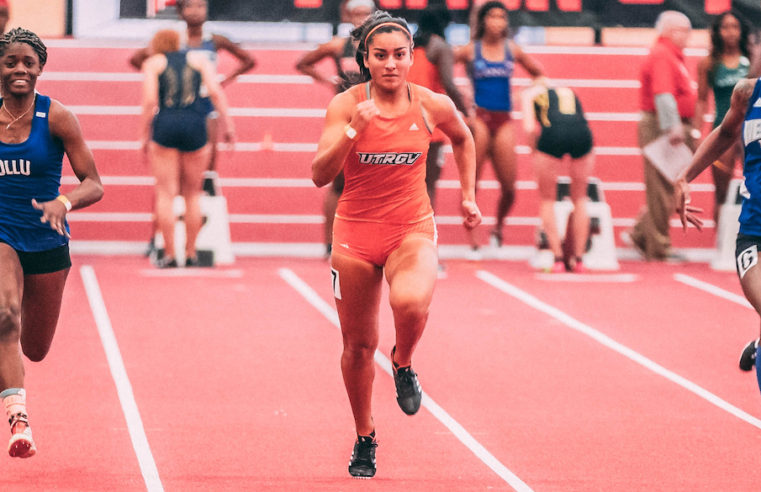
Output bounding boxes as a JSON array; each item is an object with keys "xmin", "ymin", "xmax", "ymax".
[
  {"xmin": 739, "ymin": 339, "xmax": 758, "ymax": 372},
  {"xmin": 348, "ymin": 468, "xmax": 375, "ymax": 479}
]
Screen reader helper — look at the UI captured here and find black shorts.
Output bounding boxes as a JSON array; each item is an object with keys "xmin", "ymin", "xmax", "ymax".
[
  {"xmin": 536, "ymin": 124, "xmax": 593, "ymax": 159},
  {"xmin": 152, "ymin": 109, "xmax": 208, "ymax": 152},
  {"xmin": 736, "ymin": 234, "xmax": 761, "ymax": 279},
  {"xmin": 1, "ymin": 242, "xmax": 71, "ymax": 275}
]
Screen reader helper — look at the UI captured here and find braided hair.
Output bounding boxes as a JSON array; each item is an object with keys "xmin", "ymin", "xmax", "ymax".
[
  {"xmin": 351, "ymin": 10, "xmax": 412, "ymax": 83},
  {"xmin": 0, "ymin": 27, "xmax": 47, "ymax": 67}
]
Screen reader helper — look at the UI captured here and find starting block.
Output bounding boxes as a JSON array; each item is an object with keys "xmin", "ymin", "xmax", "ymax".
[
  {"xmin": 712, "ymin": 178, "xmax": 744, "ymax": 271},
  {"xmin": 530, "ymin": 177, "xmax": 619, "ymax": 271},
  {"xmin": 153, "ymin": 194, "xmax": 235, "ymax": 266}
]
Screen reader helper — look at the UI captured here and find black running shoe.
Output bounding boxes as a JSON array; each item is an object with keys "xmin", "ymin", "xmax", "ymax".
[
  {"xmin": 348, "ymin": 434, "xmax": 377, "ymax": 479},
  {"xmin": 739, "ymin": 339, "xmax": 758, "ymax": 372},
  {"xmin": 391, "ymin": 346, "xmax": 422, "ymax": 415},
  {"xmin": 154, "ymin": 256, "xmax": 178, "ymax": 269}
]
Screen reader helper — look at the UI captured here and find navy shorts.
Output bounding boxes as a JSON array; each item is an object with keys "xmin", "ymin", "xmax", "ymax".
[
  {"xmin": 1, "ymin": 241, "xmax": 71, "ymax": 275},
  {"xmin": 152, "ymin": 109, "xmax": 208, "ymax": 152},
  {"xmin": 736, "ymin": 234, "xmax": 761, "ymax": 280},
  {"xmin": 536, "ymin": 124, "xmax": 593, "ymax": 159}
]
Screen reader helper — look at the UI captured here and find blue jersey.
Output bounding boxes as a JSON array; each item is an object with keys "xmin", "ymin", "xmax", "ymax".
[
  {"xmin": 0, "ymin": 94, "xmax": 67, "ymax": 252},
  {"xmin": 468, "ymin": 41, "xmax": 514, "ymax": 112},
  {"xmin": 182, "ymin": 30, "xmax": 217, "ymax": 114},
  {"xmin": 739, "ymin": 78, "xmax": 761, "ymax": 236},
  {"xmin": 182, "ymin": 30, "xmax": 218, "ymax": 68}
]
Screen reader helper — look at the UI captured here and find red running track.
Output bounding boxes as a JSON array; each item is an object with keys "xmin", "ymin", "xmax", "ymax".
[{"xmin": 11, "ymin": 255, "xmax": 760, "ymax": 490}]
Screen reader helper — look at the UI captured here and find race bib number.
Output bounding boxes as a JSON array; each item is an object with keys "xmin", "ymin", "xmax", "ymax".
[{"xmin": 331, "ymin": 267, "xmax": 342, "ymax": 300}]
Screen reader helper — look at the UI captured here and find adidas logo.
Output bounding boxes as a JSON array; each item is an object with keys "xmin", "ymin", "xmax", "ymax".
[
  {"xmin": 754, "ymin": 98, "xmax": 761, "ymax": 108},
  {"xmin": 409, "ymin": 123, "xmax": 419, "ymax": 131}
]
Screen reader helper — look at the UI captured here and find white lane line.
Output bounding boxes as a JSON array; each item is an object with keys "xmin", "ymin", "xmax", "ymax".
[
  {"xmin": 277, "ymin": 268, "xmax": 532, "ymax": 491},
  {"xmin": 673, "ymin": 273, "xmax": 752, "ymax": 309},
  {"xmin": 80, "ymin": 266, "xmax": 164, "ymax": 492},
  {"xmin": 476, "ymin": 269, "xmax": 761, "ymax": 431},
  {"xmin": 534, "ymin": 273, "xmax": 638, "ymax": 283},
  {"xmin": 138, "ymin": 269, "xmax": 244, "ymax": 278}
]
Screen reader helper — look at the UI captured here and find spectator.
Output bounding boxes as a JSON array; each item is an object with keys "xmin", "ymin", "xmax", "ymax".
[{"xmin": 625, "ymin": 10, "xmax": 698, "ymax": 261}]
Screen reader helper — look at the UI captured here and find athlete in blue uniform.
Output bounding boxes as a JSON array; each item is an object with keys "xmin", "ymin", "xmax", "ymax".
[
  {"xmin": 0, "ymin": 28, "xmax": 103, "ymax": 458},
  {"xmin": 129, "ymin": 0, "xmax": 254, "ymax": 254},
  {"xmin": 455, "ymin": 1, "xmax": 543, "ymax": 249},
  {"xmin": 675, "ymin": 75, "xmax": 761, "ymax": 394},
  {"xmin": 130, "ymin": 0, "xmax": 253, "ymax": 177},
  {"xmin": 141, "ymin": 29, "xmax": 235, "ymax": 268}
]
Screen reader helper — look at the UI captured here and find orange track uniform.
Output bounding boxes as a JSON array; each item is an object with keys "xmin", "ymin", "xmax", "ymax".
[{"xmin": 333, "ymin": 82, "xmax": 437, "ymax": 266}]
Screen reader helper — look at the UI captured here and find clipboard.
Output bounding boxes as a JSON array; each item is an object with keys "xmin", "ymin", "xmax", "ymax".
[{"xmin": 642, "ymin": 134, "xmax": 692, "ymax": 184}]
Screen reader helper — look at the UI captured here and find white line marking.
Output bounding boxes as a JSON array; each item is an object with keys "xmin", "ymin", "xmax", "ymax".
[
  {"xmin": 79, "ymin": 265, "xmax": 164, "ymax": 492},
  {"xmin": 476, "ymin": 269, "xmax": 761, "ymax": 430},
  {"xmin": 534, "ymin": 273, "xmax": 638, "ymax": 282},
  {"xmin": 673, "ymin": 274, "xmax": 752, "ymax": 309},
  {"xmin": 138, "ymin": 268, "xmax": 244, "ymax": 278},
  {"xmin": 277, "ymin": 268, "xmax": 532, "ymax": 491}
]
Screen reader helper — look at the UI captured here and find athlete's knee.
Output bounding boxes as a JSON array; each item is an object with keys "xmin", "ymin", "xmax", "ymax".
[
  {"xmin": 342, "ymin": 339, "xmax": 377, "ymax": 361},
  {"xmin": 0, "ymin": 304, "xmax": 21, "ymax": 341},
  {"xmin": 390, "ymin": 293, "xmax": 430, "ymax": 323}
]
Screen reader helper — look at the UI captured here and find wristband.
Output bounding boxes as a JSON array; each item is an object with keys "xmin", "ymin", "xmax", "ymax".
[
  {"xmin": 344, "ymin": 124, "xmax": 357, "ymax": 140},
  {"xmin": 56, "ymin": 195, "xmax": 72, "ymax": 212}
]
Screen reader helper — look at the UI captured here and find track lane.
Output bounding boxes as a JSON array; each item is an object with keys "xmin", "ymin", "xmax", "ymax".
[
  {"xmin": 89, "ymin": 256, "xmax": 511, "ymax": 490},
  {"xmin": 3, "ymin": 259, "xmax": 151, "ymax": 490}
]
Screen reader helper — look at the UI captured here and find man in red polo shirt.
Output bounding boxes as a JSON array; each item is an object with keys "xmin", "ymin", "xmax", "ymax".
[{"xmin": 627, "ymin": 10, "xmax": 698, "ymax": 261}]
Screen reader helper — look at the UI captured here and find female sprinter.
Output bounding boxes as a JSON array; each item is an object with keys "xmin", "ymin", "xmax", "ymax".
[
  {"xmin": 140, "ymin": 29, "xmax": 235, "ymax": 267},
  {"xmin": 693, "ymin": 11, "xmax": 751, "ymax": 224},
  {"xmin": 455, "ymin": 1, "xmax": 543, "ymax": 248},
  {"xmin": 0, "ymin": 27, "xmax": 103, "ymax": 457},
  {"xmin": 522, "ymin": 79, "xmax": 594, "ymax": 272},
  {"xmin": 675, "ymin": 76, "xmax": 761, "ymax": 396},
  {"xmin": 311, "ymin": 11, "xmax": 481, "ymax": 478}
]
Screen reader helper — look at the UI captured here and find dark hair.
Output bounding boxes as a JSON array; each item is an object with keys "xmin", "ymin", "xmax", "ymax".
[
  {"xmin": 176, "ymin": 0, "xmax": 206, "ymax": 12},
  {"xmin": 413, "ymin": 7, "xmax": 450, "ymax": 48},
  {"xmin": 0, "ymin": 27, "xmax": 46, "ymax": 67},
  {"xmin": 351, "ymin": 10, "xmax": 412, "ymax": 82},
  {"xmin": 474, "ymin": 1, "xmax": 508, "ymax": 41},
  {"xmin": 709, "ymin": 11, "xmax": 750, "ymax": 63}
]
